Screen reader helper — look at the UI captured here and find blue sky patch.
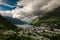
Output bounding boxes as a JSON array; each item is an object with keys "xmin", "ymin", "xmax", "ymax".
[
  {"xmin": 5, "ymin": 0, "xmax": 19, "ymax": 6},
  {"xmin": 0, "ymin": 0, "xmax": 20, "ymax": 11},
  {"xmin": 0, "ymin": 5, "xmax": 16, "ymax": 11}
]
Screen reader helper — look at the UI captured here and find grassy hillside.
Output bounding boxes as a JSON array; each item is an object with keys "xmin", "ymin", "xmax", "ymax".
[
  {"xmin": 31, "ymin": 7, "xmax": 60, "ymax": 23},
  {"xmin": 41, "ymin": 7, "xmax": 60, "ymax": 23},
  {"xmin": 0, "ymin": 15, "xmax": 17, "ymax": 30},
  {"xmin": 30, "ymin": 7, "xmax": 60, "ymax": 29},
  {"xmin": 0, "ymin": 15, "xmax": 35, "ymax": 40}
]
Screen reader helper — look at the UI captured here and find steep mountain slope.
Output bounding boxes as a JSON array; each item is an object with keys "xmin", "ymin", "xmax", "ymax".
[
  {"xmin": 4, "ymin": 16, "xmax": 25, "ymax": 25},
  {"xmin": 30, "ymin": 7, "xmax": 60, "ymax": 29},
  {"xmin": 41, "ymin": 7, "xmax": 60, "ymax": 23},
  {"xmin": 0, "ymin": 15, "xmax": 17, "ymax": 30}
]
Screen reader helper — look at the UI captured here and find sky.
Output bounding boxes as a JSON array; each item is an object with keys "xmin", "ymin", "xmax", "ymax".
[
  {"xmin": 0, "ymin": 0, "xmax": 19, "ymax": 10},
  {"xmin": 0, "ymin": 0, "xmax": 60, "ymax": 22}
]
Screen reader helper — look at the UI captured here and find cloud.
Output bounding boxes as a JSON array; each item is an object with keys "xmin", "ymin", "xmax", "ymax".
[
  {"xmin": 40, "ymin": 0, "xmax": 60, "ymax": 13},
  {"xmin": 17, "ymin": 0, "xmax": 33, "ymax": 6},
  {"xmin": 13, "ymin": 0, "xmax": 51, "ymax": 18},
  {"xmin": 0, "ymin": 0, "xmax": 60, "ymax": 22},
  {"xmin": 17, "ymin": 0, "xmax": 51, "ymax": 11},
  {"xmin": 0, "ymin": 10, "xmax": 12, "ymax": 17}
]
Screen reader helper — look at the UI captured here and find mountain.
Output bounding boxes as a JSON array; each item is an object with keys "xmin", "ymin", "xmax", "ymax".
[
  {"xmin": 30, "ymin": 7, "xmax": 60, "ymax": 29},
  {"xmin": 41, "ymin": 7, "xmax": 60, "ymax": 23},
  {"xmin": 4, "ymin": 16, "xmax": 28, "ymax": 25},
  {"xmin": 0, "ymin": 15, "xmax": 17, "ymax": 30}
]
